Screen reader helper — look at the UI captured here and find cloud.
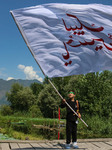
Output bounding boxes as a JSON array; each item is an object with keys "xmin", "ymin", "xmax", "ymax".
[
  {"xmin": 18, "ymin": 64, "xmax": 43, "ymax": 82},
  {"xmin": 18, "ymin": 64, "xmax": 25, "ymax": 70},
  {"xmin": 7, "ymin": 77, "xmax": 14, "ymax": 81}
]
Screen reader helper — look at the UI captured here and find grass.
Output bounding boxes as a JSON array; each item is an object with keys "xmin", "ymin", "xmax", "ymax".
[
  {"xmin": 0, "ymin": 114, "xmax": 112, "ymax": 140},
  {"xmin": 0, "ymin": 127, "xmax": 44, "ymax": 140},
  {"xmin": 0, "ymin": 115, "xmax": 63, "ymax": 140},
  {"xmin": 8, "ymin": 130, "xmax": 44, "ymax": 140}
]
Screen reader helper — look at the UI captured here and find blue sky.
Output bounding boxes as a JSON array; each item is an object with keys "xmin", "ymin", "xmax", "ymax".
[{"xmin": 0, "ymin": 0, "xmax": 112, "ymax": 82}]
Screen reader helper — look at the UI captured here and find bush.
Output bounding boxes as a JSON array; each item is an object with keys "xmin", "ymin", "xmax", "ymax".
[
  {"xmin": 77, "ymin": 114, "xmax": 112, "ymax": 139},
  {"xmin": 0, "ymin": 105, "xmax": 13, "ymax": 116},
  {"xmin": 29, "ymin": 105, "xmax": 43, "ymax": 118},
  {"xmin": 60, "ymin": 108, "xmax": 66, "ymax": 119}
]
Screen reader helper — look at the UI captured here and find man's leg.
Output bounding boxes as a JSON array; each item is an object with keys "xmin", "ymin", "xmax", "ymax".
[
  {"xmin": 72, "ymin": 122, "xmax": 77, "ymax": 142},
  {"xmin": 72, "ymin": 122, "xmax": 78, "ymax": 148},
  {"xmin": 66, "ymin": 121, "xmax": 72, "ymax": 144}
]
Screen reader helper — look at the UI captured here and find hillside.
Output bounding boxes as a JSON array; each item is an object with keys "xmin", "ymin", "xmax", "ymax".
[{"xmin": 0, "ymin": 79, "xmax": 41, "ymax": 105}]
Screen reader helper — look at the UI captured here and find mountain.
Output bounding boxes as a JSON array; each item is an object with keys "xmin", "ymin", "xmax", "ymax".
[{"xmin": 0, "ymin": 79, "xmax": 41, "ymax": 105}]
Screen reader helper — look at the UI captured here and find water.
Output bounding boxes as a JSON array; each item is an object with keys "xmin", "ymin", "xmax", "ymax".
[{"xmin": 0, "ymin": 133, "xmax": 15, "ymax": 140}]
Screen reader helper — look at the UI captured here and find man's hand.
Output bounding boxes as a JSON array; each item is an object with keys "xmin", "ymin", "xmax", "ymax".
[
  {"xmin": 78, "ymin": 113, "xmax": 81, "ymax": 119},
  {"xmin": 62, "ymin": 99, "xmax": 66, "ymax": 103}
]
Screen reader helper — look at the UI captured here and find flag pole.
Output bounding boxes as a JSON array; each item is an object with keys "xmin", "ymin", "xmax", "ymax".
[
  {"xmin": 48, "ymin": 79, "xmax": 88, "ymax": 127},
  {"xmin": 10, "ymin": 11, "xmax": 88, "ymax": 128}
]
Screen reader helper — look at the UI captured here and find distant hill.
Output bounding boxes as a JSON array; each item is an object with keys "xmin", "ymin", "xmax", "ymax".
[{"xmin": 0, "ymin": 79, "xmax": 41, "ymax": 105}]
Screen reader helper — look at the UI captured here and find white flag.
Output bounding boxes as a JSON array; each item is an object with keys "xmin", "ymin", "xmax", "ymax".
[{"xmin": 11, "ymin": 3, "xmax": 112, "ymax": 78}]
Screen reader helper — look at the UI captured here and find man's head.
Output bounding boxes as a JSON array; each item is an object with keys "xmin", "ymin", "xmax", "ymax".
[{"xmin": 68, "ymin": 90, "xmax": 76, "ymax": 99}]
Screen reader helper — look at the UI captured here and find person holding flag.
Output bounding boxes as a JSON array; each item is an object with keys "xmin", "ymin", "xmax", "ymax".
[
  {"xmin": 10, "ymin": 2, "xmax": 112, "ymax": 148},
  {"xmin": 60, "ymin": 90, "xmax": 81, "ymax": 149}
]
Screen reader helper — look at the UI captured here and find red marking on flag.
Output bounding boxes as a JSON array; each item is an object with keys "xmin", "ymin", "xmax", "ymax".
[
  {"xmin": 92, "ymin": 24, "xmax": 95, "ymax": 26},
  {"xmin": 108, "ymin": 34, "xmax": 112, "ymax": 39},
  {"xmin": 82, "ymin": 31, "xmax": 85, "ymax": 35},
  {"xmin": 66, "ymin": 13, "xmax": 104, "ymax": 32},
  {"xmin": 95, "ymin": 46, "xmax": 103, "ymax": 51},
  {"xmin": 62, "ymin": 42, "xmax": 70, "ymax": 60},
  {"xmin": 69, "ymin": 35, "xmax": 73, "ymax": 38},
  {"xmin": 66, "ymin": 39, "xmax": 73, "ymax": 44},
  {"xmin": 73, "ymin": 31, "xmax": 85, "ymax": 35},
  {"xmin": 62, "ymin": 13, "xmax": 112, "ymax": 67},
  {"xmin": 99, "ymin": 46, "xmax": 103, "ymax": 49},
  {"xmin": 65, "ymin": 60, "xmax": 72, "ymax": 66}
]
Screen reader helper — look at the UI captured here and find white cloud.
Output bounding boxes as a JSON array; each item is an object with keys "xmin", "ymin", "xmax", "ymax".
[
  {"xmin": 7, "ymin": 77, "xmax": 14, "ymax": 81},
  {"xmin": 18, "ymin": 64, "xmax": 25, "ymax": 70},
  {"xmin": 18, "ymin": 64, "xmax": 43, "ymax": 82}
]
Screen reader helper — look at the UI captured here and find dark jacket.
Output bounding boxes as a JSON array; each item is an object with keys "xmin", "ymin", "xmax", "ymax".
[{"xmin": 60, "ymin": 99, "xmax": 80, "ymax": 122}]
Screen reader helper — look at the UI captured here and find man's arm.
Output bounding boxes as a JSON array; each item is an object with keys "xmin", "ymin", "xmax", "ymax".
[{"xmin": 60, "ymin": 99, "xmax": 66, "ymax": 108}]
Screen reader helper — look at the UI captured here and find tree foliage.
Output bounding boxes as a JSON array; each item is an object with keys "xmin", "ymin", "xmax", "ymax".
[
  {"xmin": 65, "ymin": 71, "xmax": 112, "ymax": 118},
  {"xmin": 30, "ymin": 82, "xmax": 43, "ymax": 97},
  {"xmin": 5, "ymin": 71, "xmax": 112, "ymax": 119},
  {"xmin": 29, "ymin": 105, "xmax": 43, "ymax": 118},
  {"xmin": 0, "ymin": 105, "xmax": 13, "ymax": 116},
  {"xmin": 6, "ymin": 83, "xmax": 37, "ymax": 112},
  {"xmin": 38, "ymin": 84, "xmax": 60, "ymax": 118}
]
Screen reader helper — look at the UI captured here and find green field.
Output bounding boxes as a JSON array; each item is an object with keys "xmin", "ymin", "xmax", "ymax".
[{"xmin": 0, "ymin": 115, "xmax": 111, "ymax": 140}]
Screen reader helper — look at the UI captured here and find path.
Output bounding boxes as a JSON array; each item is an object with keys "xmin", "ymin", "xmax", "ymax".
[{"xmin": 0, "ymin": 138, "xmax": 111, "ymax": 149}]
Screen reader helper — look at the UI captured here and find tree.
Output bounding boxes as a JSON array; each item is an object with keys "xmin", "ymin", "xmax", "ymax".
[
  {"xmin": 29, "ymin": 105, "xmax": 43, "ymax": 118},
  {"xmin": 38, "ymin": 84, "xmax": 61, "ymax": 118},
  {"xmin": 16, "ymin": 87, "xmax": 37, "ymax": 111},
  {"xmin": 6, "ymin": 83, "xmax": 23, "ymax": 110},
  {"xmin": 30, "ymin": 82, "xmax": 43, "ymax": 97},
  {"xmin": 0, "ymin": 105, "xmax": 13, "ymax": 116},
  {"xmin": 6, "ymin": 83, "xmax": 37, "ymax": 112},
  {"xmin": 51, "ymin": 76, "xmax": 71, "ymax": 98},
  {"xmin": 65, "ymin": 71, "xmax": 112, "ymax": 118}
]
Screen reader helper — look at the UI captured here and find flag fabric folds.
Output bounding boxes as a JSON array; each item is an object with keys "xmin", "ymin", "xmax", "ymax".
[{"xmin": 11, "ymin": 3, "xmax": 112, "ymax": 78}]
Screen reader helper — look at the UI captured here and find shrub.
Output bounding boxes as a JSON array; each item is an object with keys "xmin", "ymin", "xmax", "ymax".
[
  {"xmin": 29, "ymin": 105, "xmax": 43, "ymax": 118},
  {"xmin": 0, "ymin": 105, "xmax": 13, "ymax": 116}
]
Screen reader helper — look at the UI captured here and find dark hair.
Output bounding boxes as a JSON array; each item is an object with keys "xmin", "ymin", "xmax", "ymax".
[{"xmin": 68, "ymin": 90, "xmax": 76, "ymax": 94}]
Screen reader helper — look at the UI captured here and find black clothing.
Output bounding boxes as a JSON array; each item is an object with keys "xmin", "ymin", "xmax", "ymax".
[
  {"xmin": 60, "ymin": 99, "xmax": 80, "ymax": 144},
  {"xmin": 66, "ymin": 121, "xmax": 77, "ymax": 144},
  {"xmin": 60, "ymin": 99, "xmax": 80, "ymax": 122}
]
